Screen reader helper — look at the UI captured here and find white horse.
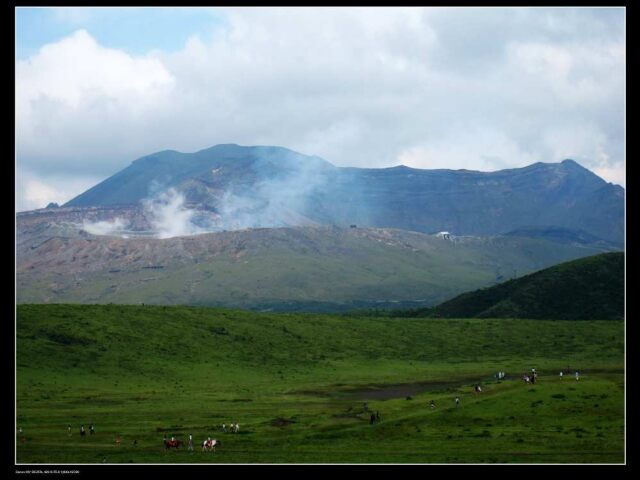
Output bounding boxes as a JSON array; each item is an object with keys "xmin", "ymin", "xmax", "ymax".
[{"xmin": 202, "ymin": 438, "xmax": 218, "ymax": 452}]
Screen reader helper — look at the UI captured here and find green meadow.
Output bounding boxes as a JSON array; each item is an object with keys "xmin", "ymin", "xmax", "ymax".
[{"xmin": 16, "ymin": 304, "xmax": 624, "ymax": 464}]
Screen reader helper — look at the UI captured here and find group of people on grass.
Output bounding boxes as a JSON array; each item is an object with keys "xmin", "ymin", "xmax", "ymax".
[
  {"xmin": 559, "ymin": 369, "xmax": 580, "ymax": 380},
  {"xmin": 222, "ymin": 423, "xmax": 240, "ymax": 433},
  {"xmin": 369, "ymin": 411, "xmax": 382, "ymax": 424},
  {"xmin": 57, "ymin": 366, "xmax": 587, "ymax": 451},
  {"xmin": 76, "ymin": 424, "xmax": 95, "ymax": 437}
]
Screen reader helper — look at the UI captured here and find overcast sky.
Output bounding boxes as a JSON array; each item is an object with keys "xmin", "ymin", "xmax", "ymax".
[{"xmin": 16, "ymin": 6, "xmax": 625, "ymax": 211}]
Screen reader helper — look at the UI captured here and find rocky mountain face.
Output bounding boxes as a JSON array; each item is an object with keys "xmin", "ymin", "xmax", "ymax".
[
  {"xmin": 16, "ymin": 223, "xmax": 614, "ymax": 311},
  {"xmin": 62, "ymin": 144, "xmax": 624, "ymax": 244}
]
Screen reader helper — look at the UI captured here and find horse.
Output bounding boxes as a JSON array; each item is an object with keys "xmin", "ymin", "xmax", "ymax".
[
  {"xmin": 164, "ymin": 438, "xmax": 182, "ymax": 450},
  {"xmin": 202, "ymin": 438, "xmax": 219, "ymax": 452}
]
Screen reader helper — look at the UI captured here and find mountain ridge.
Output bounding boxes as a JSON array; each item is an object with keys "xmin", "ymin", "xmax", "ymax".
[{"xmin": 62, "ymin": 144, "xmax": 624, "ymax": 243}]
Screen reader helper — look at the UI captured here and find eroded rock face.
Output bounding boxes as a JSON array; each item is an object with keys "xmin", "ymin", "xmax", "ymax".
[{"xmin": 16, "ymin": 208, "xmax": 617, "ymax": 309}]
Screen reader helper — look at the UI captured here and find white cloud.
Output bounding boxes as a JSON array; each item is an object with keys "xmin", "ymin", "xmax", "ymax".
[
  {"xmin": 16, "ymin": 170, "xmax": 102, "ymax": 211},
  {"xmin": 16, "ymin": 29, "xmax": 175, "ymax": 173},
  {"xmin": 397, "ymin": 128, "xmax": 539, "ymax": 172},
  {"xmin": 16, "ymin": 8, "xmax": 625, "ymax": 210}
]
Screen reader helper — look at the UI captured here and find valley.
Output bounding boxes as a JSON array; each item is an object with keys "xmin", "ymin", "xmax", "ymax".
[{"xmin": 16, "ymin": 304, "xmax": 624, "ymax": 464}]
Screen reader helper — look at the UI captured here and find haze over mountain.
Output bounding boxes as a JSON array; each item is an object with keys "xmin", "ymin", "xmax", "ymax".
[
  {"xmin": 63, "ymin": 144, "xmax": 624, "ymax": 244},
  {"xmin": 16, "ymin": 143, "xmax": 624, "ymax": 311}
]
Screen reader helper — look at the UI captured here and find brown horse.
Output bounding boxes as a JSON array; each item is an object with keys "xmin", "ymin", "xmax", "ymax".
[{"xmin": 164, "ymin": 438, "xmax": 182, "ymax": 450}]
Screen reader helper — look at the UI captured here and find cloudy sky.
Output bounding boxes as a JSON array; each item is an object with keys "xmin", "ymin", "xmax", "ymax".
[{"xmin": 16, "ymin": 7, "xmax": 625, "ymax": 211}]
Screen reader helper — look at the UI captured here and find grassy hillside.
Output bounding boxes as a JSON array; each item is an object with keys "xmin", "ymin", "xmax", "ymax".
[
  {"xmin": 400, "ymin": 252, "xmax": 624, "ymax": 320},
  {"xmin": 17, "ymin": 226, "xmax": 616, "ymax": 311},
  {"xmin": 16, "ymin": 304, "xmax": 624, "ymax": 463}
]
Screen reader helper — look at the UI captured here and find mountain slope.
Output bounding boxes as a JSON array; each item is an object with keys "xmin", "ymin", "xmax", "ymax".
[
  {"xmin": 63, "ymin": 144, "xmax": 624, "ymax": 243},
  {"xmin": 415, "ymin": 252, "xmax": 624, "ymax": 320},
  {"xmin": 16, "ymin": 224, "xmax": 617, "ymax": 311}
]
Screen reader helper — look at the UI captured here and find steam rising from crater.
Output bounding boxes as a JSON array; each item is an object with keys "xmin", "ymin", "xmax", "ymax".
[
  {"xmin": 142, "ymin": 189, "xmax": 206, "ymax": 239},
  {"xmin": 82, "ymin": 217, "xmax": 130, "ymax": 236},
  {"xmin": 80, "ymin": 151, "xmax": 354, "ymax": 239}
]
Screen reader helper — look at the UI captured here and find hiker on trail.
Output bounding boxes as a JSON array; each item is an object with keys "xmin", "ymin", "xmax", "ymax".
[
  {"xmin": 575, "ymin": 371, "xmax": 580, "ymax": 381},
  {"xmin": 222, "ymin": 424, "xmax": 227, "ymax": 433},
  {"xmin": 376, "ymin": 411, "xmax": 381, "ymax": 422},
  {"xmin": 67, "ymin": 424, "xmax": 71, "ymax": 436},
  {"xmin": 80, "ymin": 425, "xmax": 85, "ymax": 437},
  {"xmin": 370, "ymin": 413, "xmax": 376, "ymax": 425},
  {"xmin": 90, "ymin": 424, "xmax": 95, "ymax": 435},
  {"xmin": 234, "ymin": 423, "xmax": 240, "ymax": 433},
  {"xmin": 560, "ymin": 371, "xmax": 563, "ymax": 379},
  {"xmin": 455, "ymin": 396, "xmax": 460, "ymax": 407},
  {"xmin": 188, "ymin": 433, "xmax": 194, "ymax": 450}
]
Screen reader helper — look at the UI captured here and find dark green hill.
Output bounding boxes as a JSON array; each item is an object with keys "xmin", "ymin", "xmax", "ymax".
[{"xmin": 407, "ymin": 252, "xmax": 624, "ymax": 320}]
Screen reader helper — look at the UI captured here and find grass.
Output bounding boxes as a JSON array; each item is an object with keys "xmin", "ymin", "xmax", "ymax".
[
  {"xmin": 16, "ymin": 304, "xmax": 624, "ymax": 463},
  {"xmin": 398, "ymin": 252, "xmax": 624, "ymax": 320}
]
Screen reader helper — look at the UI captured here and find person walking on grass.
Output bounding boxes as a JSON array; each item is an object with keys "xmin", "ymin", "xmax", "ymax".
[
  {"xmin": 560, "ymin": 371, "xmax": 563, "ymax": 379},
  {"xmin": 575, "ymin": 371, "xmax": 580, "ymax": 381},
  {"xmin": 80, "ymin": 425, "xmax": 85, "ymax": 437},
  {"xmin": 67, "ymin": 424, "xmax": 72, "ymax": 436},
  {"xmin": 188, "ymin": 433, "xmax": 194, "ymax": 451},
  {"xmin": 90, "ymin": 424, "xmax": 95, "ymax": 435},
  {"xmin": 455, "ymin": 396, "xmax": 460, "ymax": 407}
]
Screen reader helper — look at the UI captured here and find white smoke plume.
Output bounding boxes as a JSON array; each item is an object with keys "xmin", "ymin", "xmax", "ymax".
[
  {"xmin": 142, "ymin": 188, "xmax": 206, "ymax": 239},
  {"xmin": 210, "ymin": 151, "xmax": 332, "ymax": 230},
  {"xmin": 81, "ymin": 149, "xmax": 339, "ymax": 239},
  {"xmin": 82, "ymin": 217, "xmax": 130, "ymax": 236}
]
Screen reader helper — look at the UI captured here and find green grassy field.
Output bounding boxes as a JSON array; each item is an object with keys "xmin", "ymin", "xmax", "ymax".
[{"xmin": 16, "ymin": 304, "xmax": 624, "ymax": 464}]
